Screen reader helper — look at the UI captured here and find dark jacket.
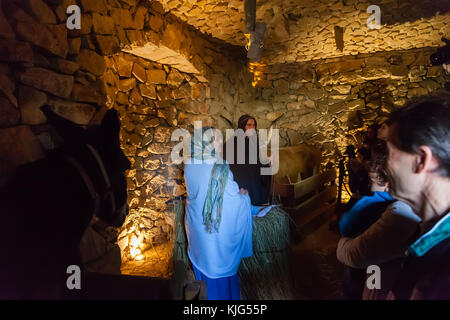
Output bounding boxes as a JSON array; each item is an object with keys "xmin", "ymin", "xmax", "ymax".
[
  {"xmin": 223, "ymin": 134, "xmax": 271, "ymax": 206},
  {"xmin": 337, "ymin": 201, "xmax": 421, "ymax": 300},
  {"xmin": 387, "ymin": 213, "xmax": 450, "ymax": 299},
  {"xmin": 339, "ymin": 191, "xmax": 395, "ymax": 238}
]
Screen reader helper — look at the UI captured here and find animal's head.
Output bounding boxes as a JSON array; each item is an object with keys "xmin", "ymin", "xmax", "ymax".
[{"xmin": 41, "ymin": 105, "xmax": 131, "ymax": 227}]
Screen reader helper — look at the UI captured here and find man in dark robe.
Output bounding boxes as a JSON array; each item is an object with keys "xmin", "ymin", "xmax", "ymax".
[{"xmin": 223, "ymin": 115, "xmax": 271, "ymax": 206}]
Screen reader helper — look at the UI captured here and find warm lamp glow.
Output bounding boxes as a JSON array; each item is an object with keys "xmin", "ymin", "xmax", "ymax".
[
  {"xmin": 129, "ymin": 231, "xmax": 144, "ymax": 260},
  {"xmin": 248, "ymin": 61, "xmax": 266, "ymax": 87},
  {"xmin": 135, "ymin": 254, "xmax": 145, "ymax": 261},
  {"xmin": 244, "ymin": 33, "xmax": 251, "ymax": 51}
]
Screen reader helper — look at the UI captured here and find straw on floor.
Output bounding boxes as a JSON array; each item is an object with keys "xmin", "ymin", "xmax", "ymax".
[
  {"xmin": 172, "ymin": 200, "xmax": 294, "ymax": 300},
  {"xmin": 238, "ymin": 206, "xmax": 294, "ymax": 300}
]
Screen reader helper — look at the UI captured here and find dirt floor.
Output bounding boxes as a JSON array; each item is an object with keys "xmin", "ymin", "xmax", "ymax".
[
  {"xmin": 120, "ymin": 207, "xmax": 346, "ymax": 300},
  {"xmin": 289, "ymin": 215, "xmax": 345, "ymax": 299}
]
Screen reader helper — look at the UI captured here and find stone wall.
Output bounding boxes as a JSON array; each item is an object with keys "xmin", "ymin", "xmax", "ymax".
[
  {"xmin": 156, "ymin": 0, "xmax": 450, "ymax": 64},
  {"xmin": 0, "ymin": 0, "xmax": 256, "ymax": 265},
  {"xmin": 242, "ymin": 47, "xmax": 450, "ymax": 167},
  {"xmin": 1, "ymin": 0, "xmax": 449, "ymax": 271},
  {"xmin": 110, "ymin": 49, "xmax": 256, "ymax": 262}
]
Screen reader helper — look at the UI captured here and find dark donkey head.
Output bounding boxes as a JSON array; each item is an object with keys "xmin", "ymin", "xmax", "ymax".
[{"xmin": 41, "ymin": 106, "xmax": 131, "ymax": 228}]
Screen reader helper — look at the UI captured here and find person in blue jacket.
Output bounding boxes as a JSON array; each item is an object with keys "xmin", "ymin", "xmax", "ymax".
[
  {"xmin": 338, "ymin": 142, "xmax": 395, "ymax": 299},
  {"xmin": 339, "ymin": 142, "xmax": 395, "ymax": 238}
]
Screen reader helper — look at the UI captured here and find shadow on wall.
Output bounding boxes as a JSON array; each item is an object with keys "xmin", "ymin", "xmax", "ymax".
[
  {"xmin": 373, "ymin": 0, "xmax": 450, "ymax": 25},
  {"xmin": 344, "ymin": 79, "xmax": 393, "ymax": 132}
]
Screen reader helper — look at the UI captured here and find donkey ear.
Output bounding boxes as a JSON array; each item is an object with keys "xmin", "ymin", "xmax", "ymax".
[
  {"xmin": 100, "ymin": 108, "xmax": 121, "ymax": 137},
  {"xmin": 41, "ymin": 105, "xmax": 84, "ymax": 142}
]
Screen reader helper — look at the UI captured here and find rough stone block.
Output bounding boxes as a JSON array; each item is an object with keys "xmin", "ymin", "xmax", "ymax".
[
  {"xmin": 77, "ymin": 49, "xmax": 106, "ymax": 76},
  {"xmin": 167, "ymin": 69, "xmax": 185, "ymax": 87},
  {"xmin": 126, "ymin": 29, "xmax": 145, "ymax": 45},
  {"xmin": 407, "ymin": 87, "xmax": 428, "ymax": 99},
  {"xmin": 47, "ymin": 98, "xmax": 96, "ymax": 125},
  {"xmin": 154, "ymin": 126, "xmax": 172, "ymax": 143},
  {"xmin": 110, "ymin": 8, "xmax": 134, "ymax": 29},
  {"xmin": 0, "ymin": 97, "xmax": 20, "ymax": 128},
  {"xmin": 0, "ymin": 0, "xmax": 15, "ymax": 39},
  {"xmin": 328, "ymin": 59, "xmax": 364, "ymax": 75},
  {"xmin": 115, "ymin": 55, "xmax": 134, "ymax": 77},
  {"xmin": 132, "ymin": 63, "xmax": 146, "ymax": 83},
  {"xmin": 157, "ymin": 107, "xmax": 177, "ymax": 126},
  {"xmin": 129, "ymin": 87, "xmax": 143, "ymax": 105},
  {"xmin": 20, "ymin": 67, "xmax": 74, "ymax": 99},
  {"xmin": 273, "ymin": 79, "xmax": 290, "ymax": 95},
  {"xmin": 68, "ymin": 38, "xmax": 81, "ymax": 55},
  {"xmin": 71, "ymin": 83, "xmax": 103, "ymax": 104},
  {"xmin": 133, "ymin": 6, "xmax": 146, "ymax": 30},
  {"xmin": 0, "ymin": 39, "xmax": 34, "ymax": 63},
  {"xmin": 147, "ymin": 69, "xmax": 167, "ymax": 84},
  {"xmin": 161, "ymin": 23, "xmax": 182, "ymax": 52},
  {"xmin": 19, "ymin": 85, "xmax": 47, "ymax": 125},
  {"xmin": 116, "ymin": 77, "xmax": 136, "ymax": 93},
  {"xmin": 80, "ymin": 13, "xmax": 93, "ymax": 35},
  {"xmin": 139, "ymin": 84, "xmax": 157, "ymax": 99},
  {"xmin": 16, "ymin": 22, "xmax": 68, "ymax": 58},
  {"xmin": 256, "ymin": 79, "xmax": 272, "ymax": 88},
  {"xmin": 52, "ymin": 58, "xmax": 80, "ymax": 75},
  {"xmin": 149, "ymin": 14, "xmax": 164, "ymax": 32},
  {"xmin": 114, "ymin": 92, "xmax": 127, "ymax": 107},
  {"xmin": 80, "ymin": 0, "xmax": 107, "ymax": 15},
  {"xmin": 347, "ymin": 99, "xmax": 365, "ymax": 111},
  {"xmin": 390, "ymin": 65, "xmax": 409, "ymax": 78},
  {"xmin": 94, "ymin": 35, "xmax": 120, "ymax": 55},
  {"xmin": 427, "ymin": 66, "xmax": 442, "ymax": 78},
  {"xmin": 0, "ymin": 73, "xmax": 17, "ymax": 107},
  {"xmin": 147, "ymin": 142, "xmax": 171, "ymax": 154},
  {"xmin": 25, "ymin": 0, "xmax": 57, "ymax": 24},
  {"xmin": 92, "ymin": 13, "xmax": 115, "ymax": 35},
  {"xmin": 332, "ymin": 85, "xmax": 352, "ymax": 95}
]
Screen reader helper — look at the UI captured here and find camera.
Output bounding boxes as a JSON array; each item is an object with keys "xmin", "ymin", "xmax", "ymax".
[{"xmin": 430, "ymin": 38, "xmax": 450, "ymax": 66}]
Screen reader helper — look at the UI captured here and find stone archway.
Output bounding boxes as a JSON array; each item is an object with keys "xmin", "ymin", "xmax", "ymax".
[{"xmin": 0, "ymin": 0, "xmax": 258, "ymax": 277}]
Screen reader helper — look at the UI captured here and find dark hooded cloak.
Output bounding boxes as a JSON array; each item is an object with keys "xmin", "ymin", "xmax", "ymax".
[{"xmin": 223, "ymin": 115, "xmax": 271, "ymax": 205}]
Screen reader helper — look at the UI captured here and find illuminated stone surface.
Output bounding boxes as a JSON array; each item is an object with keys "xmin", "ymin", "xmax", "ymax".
[{"xmin": 0, "ymin": 0, "xmax": 448, "ymax": 278}]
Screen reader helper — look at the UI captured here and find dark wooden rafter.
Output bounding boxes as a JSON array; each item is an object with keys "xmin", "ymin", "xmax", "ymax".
[{"xmin": 244, "ymin": 0, "xmax": 256, "ymax": 33}]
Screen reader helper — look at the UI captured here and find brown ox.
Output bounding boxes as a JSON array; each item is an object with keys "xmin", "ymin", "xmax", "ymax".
[{"xmin": 268, "ymin": 144, "xmax": 322, "ymax": 198}]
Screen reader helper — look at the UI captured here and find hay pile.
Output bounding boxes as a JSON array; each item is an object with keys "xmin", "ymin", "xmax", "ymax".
[
  {"xmin": 172, "ymin": 200, "xmax": 294, "ymax": 300},
  {"xmin": 238, "ymin": 206, "xmax": 294, "ymax": 300}
]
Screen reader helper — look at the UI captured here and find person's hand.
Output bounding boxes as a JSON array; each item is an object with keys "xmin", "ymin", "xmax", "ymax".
[{"xmin": 239, "ymin": 188, "xmax": 248, "ymax": 195}]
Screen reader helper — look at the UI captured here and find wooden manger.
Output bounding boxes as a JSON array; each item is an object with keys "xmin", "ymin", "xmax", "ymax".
[
  {"xmin": 269, "ymin": 144, "xmax": 338, "ymax": 241},
  {"xmin": 273, "ymin": 168, "xmax": 338, "ymax": 242}
]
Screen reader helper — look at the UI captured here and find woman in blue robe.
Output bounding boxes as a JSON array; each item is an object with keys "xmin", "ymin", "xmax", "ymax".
[{"xmin": 184, "ymin": 127, "xmax": 253, "ymax": 300}]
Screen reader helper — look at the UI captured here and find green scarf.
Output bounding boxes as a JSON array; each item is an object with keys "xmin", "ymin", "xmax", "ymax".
[{"xmin": 191, "ymin": 127, "xmax": 230, "ymax": 233}]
